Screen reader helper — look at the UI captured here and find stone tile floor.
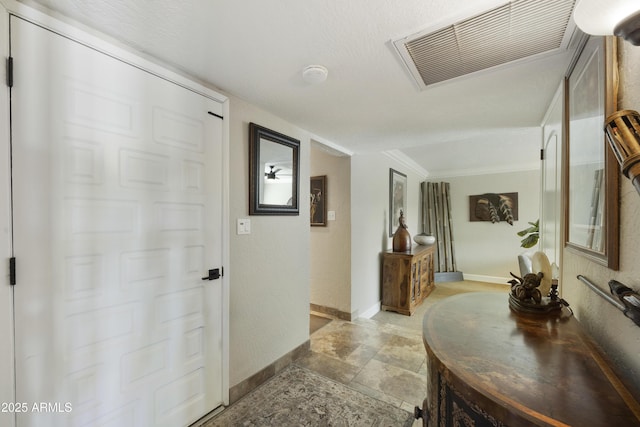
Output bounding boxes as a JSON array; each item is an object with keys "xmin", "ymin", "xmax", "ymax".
[{"xmin": 297, "ymin": 280, "xmax": 509, "ymax": 426}]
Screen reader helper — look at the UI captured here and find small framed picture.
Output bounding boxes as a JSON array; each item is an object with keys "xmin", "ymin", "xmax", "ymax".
[{"xmin": 310, "ymin": 175, "xmax": 327, "ymax": 226}]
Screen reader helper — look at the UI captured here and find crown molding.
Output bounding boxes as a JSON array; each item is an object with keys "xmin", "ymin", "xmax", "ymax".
[{"xmin": 383, "ymin": 149, "xmax": 429, "ymax": 178}]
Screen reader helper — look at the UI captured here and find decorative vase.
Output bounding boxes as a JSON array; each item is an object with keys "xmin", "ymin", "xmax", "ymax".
[
  {"xmin": 392, "ymin": 210, "xmax": 411, "ymax": 252},
  {"xmin": 413, "ymin": 233, "xmax": 436, "ymax": 245}
]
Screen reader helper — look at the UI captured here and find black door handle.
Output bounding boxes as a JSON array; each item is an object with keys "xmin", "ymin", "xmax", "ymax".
[{"xmin": 202, "ymin": 268, "xmax": 221, "ymax": 281}]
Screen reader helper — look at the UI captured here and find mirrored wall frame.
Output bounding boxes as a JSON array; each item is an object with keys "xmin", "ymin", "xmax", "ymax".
[
  {"xmin": 249, "ymin": 122, "xmax": 300, "ymax": 215},
  {"xmin": 563, "ymin": 35, "xmax": 619, "ymax": 270}
]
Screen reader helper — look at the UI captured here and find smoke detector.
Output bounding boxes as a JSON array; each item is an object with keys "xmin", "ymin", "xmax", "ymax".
[{"xmin": 302, "ymin": 65, "xmax": 329, "ymax": 84}]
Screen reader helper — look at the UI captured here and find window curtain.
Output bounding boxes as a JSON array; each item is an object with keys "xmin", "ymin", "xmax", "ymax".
[{"xmin": 421, "ymin": 182, "xmax": 457, "ymax": 273}]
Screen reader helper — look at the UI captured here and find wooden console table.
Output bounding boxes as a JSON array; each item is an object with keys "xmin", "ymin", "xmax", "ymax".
[
  {"xmin": 381, "ymin": 244, "xmax": 434, "ymax": 316},
  {"xmin": 418, "ymin": 292, "xmax": 640, "ymax": 426}
]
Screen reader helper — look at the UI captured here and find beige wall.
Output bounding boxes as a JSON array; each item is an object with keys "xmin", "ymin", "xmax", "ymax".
[
  {"xmin": 227, "ymin": 95, "xmax": 311, "ymax": 387},
  {"xmin": 310, "ymin": 144, "xmax": 351, "ymax": 314},
  {"xmin": 444, "ymin": 169, "xmax": 541, "ymax": 282},
  {"xmin": 561, "ymin": 40, "xmax": 640, "ymax": 395},
  {"xmin": 350, "ymin": 152, "xmax": 424, "ymax": 318}
]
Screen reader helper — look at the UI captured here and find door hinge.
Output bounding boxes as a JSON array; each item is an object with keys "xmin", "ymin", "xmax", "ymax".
[
  {"xmin": 540, "ymin": 148, "xmax": 544, "ymax": 161},
  {"xmin": 7, "ymin": 57, "xmax": 13, "ymax": 88},
  {"xmin": 9, "ymin": 257, "xmax": 16, "ymax": 285}
]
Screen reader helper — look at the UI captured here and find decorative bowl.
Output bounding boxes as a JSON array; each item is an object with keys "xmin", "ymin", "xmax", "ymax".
[{"xmin": 413, "ymin": 234, "xmax": 436, "ymax": 245}]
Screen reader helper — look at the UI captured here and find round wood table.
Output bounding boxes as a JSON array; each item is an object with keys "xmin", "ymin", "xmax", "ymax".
[{"xmin": 419, "ymin": 292, "xmax": 640, "ymax": 426}]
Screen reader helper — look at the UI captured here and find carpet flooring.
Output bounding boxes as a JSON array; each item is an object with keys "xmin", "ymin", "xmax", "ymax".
[{"xmin": 202, "ymin": 365, "xmax": 414, "ymax": 426}]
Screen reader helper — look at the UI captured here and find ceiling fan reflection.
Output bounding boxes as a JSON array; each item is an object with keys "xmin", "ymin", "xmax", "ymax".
[{"xmin": 265, "ymin": 165, "xmax": 281, "ymax": 180}]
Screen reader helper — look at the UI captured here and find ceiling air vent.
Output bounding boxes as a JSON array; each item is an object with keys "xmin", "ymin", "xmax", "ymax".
[{"xmin": 392, "ymin": 0, "xmax": 577, "ymax": 89}]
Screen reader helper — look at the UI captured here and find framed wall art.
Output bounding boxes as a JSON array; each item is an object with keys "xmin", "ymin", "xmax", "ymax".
[
  {"xmin": 469, "ymin": 192, "xmax": 518, "ymax": 225},
  {"xmin": 310, "ymin": 175, "xmax": 326, "ymax": 226},
  {"xmin": 389, "ymin": 169, "xmax": 407, "ymax": 237}
]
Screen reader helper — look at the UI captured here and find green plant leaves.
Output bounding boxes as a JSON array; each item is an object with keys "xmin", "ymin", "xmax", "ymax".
[{"xmin": 517, "ymin": 219, "xmax": 539, "ymax": 248}]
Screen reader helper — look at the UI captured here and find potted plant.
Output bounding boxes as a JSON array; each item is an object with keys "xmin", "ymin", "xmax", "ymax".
[{"xmin": 517, "ymin": 219, "xmax": 539, "ymax": 248}]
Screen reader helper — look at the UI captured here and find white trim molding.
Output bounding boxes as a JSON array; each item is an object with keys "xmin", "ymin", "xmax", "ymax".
[
  {"xmin": 383, "ymin": 149, "xmax": 429, "ymax": 178},
  {"xmin": 357, "ymin": 301, "xmax": 382, "ymax": 319},
  {"xmin": 463, "ymin": 274, "xmax": 512, "ymax": 285}
]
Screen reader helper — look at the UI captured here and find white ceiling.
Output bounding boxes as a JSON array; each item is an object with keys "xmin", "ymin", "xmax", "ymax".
[{"xmin": 23, "ymin": 0, "xmax": 580, "ymax": 177}]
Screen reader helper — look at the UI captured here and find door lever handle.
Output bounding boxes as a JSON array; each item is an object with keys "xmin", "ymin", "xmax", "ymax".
[{"xmin": 202, "ymin": 268, "xmax": 221, "ymax": 281}]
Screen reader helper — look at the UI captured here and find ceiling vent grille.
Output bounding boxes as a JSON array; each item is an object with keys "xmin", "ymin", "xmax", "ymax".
[{"xmin": 393, "ymin": 0, "xmax": 577, "ymax": 89}]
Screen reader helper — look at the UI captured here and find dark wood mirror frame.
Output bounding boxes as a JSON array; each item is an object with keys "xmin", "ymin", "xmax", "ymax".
[
  {"xmin": 249, "ymin": 122, "xmax": 300, "ymax": 215},
  {"xmin": 563, "ymin": 36, "xmax": 619, "ymax": 270}
]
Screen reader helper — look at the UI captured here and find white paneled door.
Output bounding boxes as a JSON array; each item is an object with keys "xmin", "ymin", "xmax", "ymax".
[
  {"xmin": 541, "ymin": 84, "xmax": 564, "ymax": 267},
  {"xmin": 10, "ymin": 16, "xmax": 224, "ymax": 427}
]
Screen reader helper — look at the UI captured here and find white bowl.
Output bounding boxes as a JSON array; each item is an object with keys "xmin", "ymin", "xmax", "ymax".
[{"xmin": 413, "ymin": 234, "xmax": 436, "ymax": 245}]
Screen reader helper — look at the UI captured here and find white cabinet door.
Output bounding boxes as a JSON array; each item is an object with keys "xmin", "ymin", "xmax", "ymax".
[{"xmin": 11, "ymin": 16, "xmax": 224, "ymax": 427}]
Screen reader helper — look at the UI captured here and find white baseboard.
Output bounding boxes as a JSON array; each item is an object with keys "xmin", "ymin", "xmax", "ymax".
[
  {"xmin": 358, "ymin": 301, "xmax": 381, "ymax": 319},
  {"xmin": 463, "ymin": 274, "xmax": 511, "ymax": 285}
]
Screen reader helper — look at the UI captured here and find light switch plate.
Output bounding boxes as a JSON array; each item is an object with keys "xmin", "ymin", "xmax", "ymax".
[
  {"xmin": 327, "ymin": 211, "xmax": 336, "ymax": 221},
  {"xmin": 237, "ymin": 218, "xmax": 251, "ymax": 234}
]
